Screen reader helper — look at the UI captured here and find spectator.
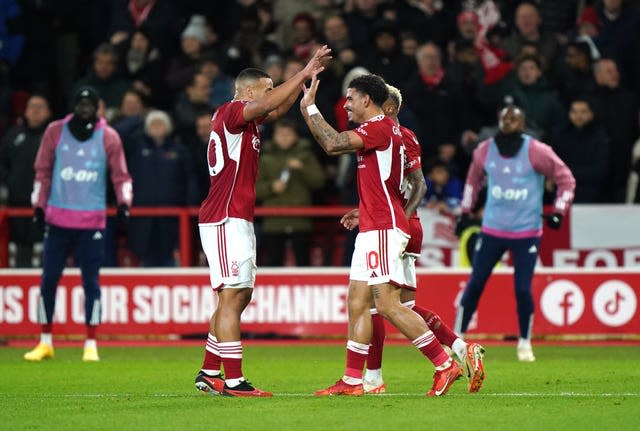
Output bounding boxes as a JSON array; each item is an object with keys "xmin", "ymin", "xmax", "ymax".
[
  {"xmin": 179, "ymin": 111, "xmax": 212, "ymax": 203},
  {"xmin": 322, "ymin": 13, "xmax": 361, "ymax": 77},
  {"xmin": 404, "ymin": 42, "xmax": 463, "ymax": 159},
  {"xmin": 256, "ymin": 119, "xmax": 326, "ymax": 266},
  {"xmin": 399, "ymin": 30, "xmax": 420, "ymax": 58},
  {"xmin": 575, "ymin": 6, "xmax": 602, "ymax": 61},
  {"xmin": 263, "ymin": 54, "xmax": 285, "ymax": 86},
  {"xmin": 551, "ymin": 98, "xmax": 611, "ymax": 203},
  {"xmin": 362, "ymin": 21, "xmax": 416, "ymax": 89},
  {"xmin": 166, "ymin": 14, "xmax": 208, "ymax": 94},
  {"xmin": 173, "ymin": 72, "xmax": 212, "ymax": 136},
  {"xmin": 199, "ymin": 55, "xmax": 233, "ymax": 109},
  {"xmin": 0, "ymin": 94, "xmax": 52, "ymax": 267},
  {"xmin": 127, "ymin": 110, "xmax": 199, "ymax": 266},
  {"xmin": 447, "ymin": 9, "xmax": 479, "ymax": 60},
  {"xmin": 423, "ymin": 158, "xmax": 463, "ymax": 215},
  {"xmin": 502, "ymin": 2, "xmax": 560, "ymax": 73},
  {"xmin": 596, "ymin": 0, "xmax": 639, "ymax": 90},
  {"xmin": 24, "ymin": 86, "xmax": 132, "ymax": 362},
  {"xmin": 343, "ymin": 0, "xmax": 384, "ymax": 52},
  {"xmin": 591, "ymin": 58, "xmax": 639, "ymax": 202},
  {"xmin": 223, "ymin": 11, "xmax": 281, "ymax": 76},
  {"xmin": 396, "ymin": 0, "xmax": 457, "ymax": 52},
  {"xmin": 70, "ymin": 43, "xmax": 130, "ymax": 113},
  {"xmin": 290, "ymin": 13, "xmax": 319, "ymax": 61},
  {"xmin": 111, "ymin": 89, "xmax": 148, "ymax": 149},
  {"xmin": 480, "ymin": 54, "xmax": 564, "ymax": 139},
  {"xmin": 555, "ymin": 41, "xmax": 597, "ymax": 107},
  {"xmin": 115, "ymin": 26, "xmax": 168, "ymax": 109},
  {"xmin": 108, "ymin": 0, "xmax": 178, "ymax": 54}
]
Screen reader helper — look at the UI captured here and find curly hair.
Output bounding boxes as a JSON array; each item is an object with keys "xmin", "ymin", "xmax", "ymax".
[{"xmin": 347, "ymin": 74, "xmax": 389, "ymax": 107}]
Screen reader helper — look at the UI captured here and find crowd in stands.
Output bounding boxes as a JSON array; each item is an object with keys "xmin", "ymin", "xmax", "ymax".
[{"xmin": 2, "ymin": 0, "xmax": 640, "ymax": 267}]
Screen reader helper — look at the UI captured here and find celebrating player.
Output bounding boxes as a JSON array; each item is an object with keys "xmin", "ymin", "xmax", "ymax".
[
  {"xmin": 454, "ymin": 105, "xmax": 575, "ymax": 361},
  {"xmin": 193, "ymin": 45, "xmax": 331, "ymax": 397},
  {"xmin": 343, "ymin": 84, "xmax": 485, "ymax": 394},
  {"xmin": 301, "ymin": 73, "xmax": 462, "ymax": 397}
]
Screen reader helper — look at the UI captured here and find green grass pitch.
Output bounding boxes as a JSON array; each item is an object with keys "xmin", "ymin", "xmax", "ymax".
[{"xmin": 1, "ymin": 343, "xmax": 639, "ymax": 431}]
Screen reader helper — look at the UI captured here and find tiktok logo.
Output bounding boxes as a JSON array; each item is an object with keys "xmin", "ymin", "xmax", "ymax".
[
  {"xmin": 592, "ymin": 281, "xmax": 637, "ymax": 327},
  {"xmin": 540, "ymin": 280, "xmax": 585, "ymax": 326}
]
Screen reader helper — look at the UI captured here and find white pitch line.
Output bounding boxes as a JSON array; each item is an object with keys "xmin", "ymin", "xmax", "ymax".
[{"xmin": 1, "ymin": 392, "xmax": 638, "ymax": 398}]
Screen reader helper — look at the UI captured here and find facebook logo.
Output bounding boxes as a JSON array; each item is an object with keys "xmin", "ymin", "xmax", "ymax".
[{"xmin": 540, "ymin": 280, "xmax": 585, "ymax": 326}]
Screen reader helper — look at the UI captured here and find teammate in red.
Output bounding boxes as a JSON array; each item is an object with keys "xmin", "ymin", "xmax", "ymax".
[
  {"xmin": 300, "ymin": 73, "xmax": 462, "ymax": 397},
  {"xmin": 340, "ymin": 85, "xmax": 485, "ymax": 394},
  {"xmin": 193, "ymin": 45, "xmax": 331, "ymax": 397}
]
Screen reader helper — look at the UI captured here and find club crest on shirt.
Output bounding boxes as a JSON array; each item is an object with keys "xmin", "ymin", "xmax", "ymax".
[
  {"xmin": 252, "ymin": 135, "xmax": 261, "ymax": 152},
  {"xmin": 231, "ymin": 261, "xmax": 239, "ymax": 276}
]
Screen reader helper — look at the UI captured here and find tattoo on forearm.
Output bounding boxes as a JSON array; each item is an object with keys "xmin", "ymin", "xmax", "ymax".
[
  {"xmin": 371, "ymin": 287, "xmax": 381, "ymax": 299},
  {"xmin": 309, "ymin": 115, "xmax": 352, "ymax": 152}
]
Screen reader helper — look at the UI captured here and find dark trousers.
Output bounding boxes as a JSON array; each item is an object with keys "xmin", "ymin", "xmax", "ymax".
[
  {"xmin": 458, "ymin": 233, "xmax": 540, "ymax": 339},
  {"xmin": 39, "ymin": 225, "xmax": 104, "ymax": 325}
]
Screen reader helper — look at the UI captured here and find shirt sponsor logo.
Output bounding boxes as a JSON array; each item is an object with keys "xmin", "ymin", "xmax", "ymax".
[
  {"xmin": 490, "ymin": 185, "xmax": 528, "ymax": 201},
  {"xmin": 60, "ymin": 166, "xmax": 99, "ymax": 182}
]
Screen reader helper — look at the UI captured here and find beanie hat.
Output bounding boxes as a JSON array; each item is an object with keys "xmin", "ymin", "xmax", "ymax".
[
  {"xmin": 182, "ymin": 14, "xmax": 207, "ymax": 42},
  {"xmin": 73, "ymin": 86, "xmax": 100, "ymax": 110},
  {"xmin": 577, "ymin": 6, "xmax": 601, "ymax": 30}
]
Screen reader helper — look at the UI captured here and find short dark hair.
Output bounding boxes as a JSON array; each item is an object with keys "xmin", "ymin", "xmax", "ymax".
[
  {"xmin": 516, "ymin": 53, "xmax": 542, "ymax": 71},
  {"xmin": 568, "ymin": 41, "xmax": 593, "ymax": 63},
  {"xmin": 348, "ymin": 74, "xmax": 388, "ymax": 107}
]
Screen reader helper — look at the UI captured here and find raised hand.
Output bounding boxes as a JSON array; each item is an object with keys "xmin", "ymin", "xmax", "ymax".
[
  {"xmin": 302, "ymin": 44, "xmax": 332, "ymax": 78},
  {"xmin": 300, "ymin": 73, "xmax": 320, "ymax": 110}
]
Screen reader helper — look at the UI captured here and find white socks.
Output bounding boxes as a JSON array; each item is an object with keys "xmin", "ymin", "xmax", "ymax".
[
  {"xmin": 41, "ymin": 333, "xmax": 52, "ymax": 345},
  {"xmin": 451, "ymin": 338, "xmax": 468, "ymax": 362},
  {"xmin": 84, "ymin": 339, "xmax": 97, "ymax": 349}
]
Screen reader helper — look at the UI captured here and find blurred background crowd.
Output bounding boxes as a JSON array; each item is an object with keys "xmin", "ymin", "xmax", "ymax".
[{"xmin": 1, "ymin": 0, "xmax": 640, "ymax": 268}]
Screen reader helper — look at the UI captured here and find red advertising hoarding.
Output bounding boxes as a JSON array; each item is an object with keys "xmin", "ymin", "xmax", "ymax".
[{"xmin": 1, "ymin": 268, "xmax": 638, "ymax": 338}]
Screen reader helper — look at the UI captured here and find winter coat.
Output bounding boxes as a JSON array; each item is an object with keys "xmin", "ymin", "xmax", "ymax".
[
  {"xmin": 256, "ymin": 138, "xmax": 325, "ymax": 233},
  {"xmin": 551, "ymin": 122, "xmax": 610, "ymax": 203},
  {"xmin": 126, "ymin": 134, "xmax": 199, "ymax": 260}
]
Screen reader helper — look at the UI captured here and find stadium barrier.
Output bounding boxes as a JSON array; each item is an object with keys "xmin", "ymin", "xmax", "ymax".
[
  {"xmin": 2, "ymin": 204, "xmax": 639, "ymax": 268},
  {"xmin": 1, "ymin": 268, "xmax": 637, "ymax": 339}
]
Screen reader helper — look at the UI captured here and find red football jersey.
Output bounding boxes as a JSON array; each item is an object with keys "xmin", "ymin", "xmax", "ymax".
[
  {"xmin": 400, "ymin": 125, "xmax": 422, "ymax": 221},
  {"xmin": 199, "ymin": 100, "xmax": 262, "ymax": 224},
  {"xmin": 352, "ymin": 115, "xmax": 410, "ymax": 234}
]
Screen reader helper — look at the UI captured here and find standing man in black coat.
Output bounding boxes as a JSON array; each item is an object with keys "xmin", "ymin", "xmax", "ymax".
[
  {"xmin": 551, "ymin": 97, "xmax": 610, "ymax": 203},
  {"xmin": 0, "ymin": 94, "xmax": 52, "ymax": 267},
  {"xmin": 591, "ymin": 58, "xmax": 638, "ymax": 202}
]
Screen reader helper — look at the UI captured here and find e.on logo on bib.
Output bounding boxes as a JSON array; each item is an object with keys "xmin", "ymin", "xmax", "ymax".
[{"xmin": 541, "ymin": 279, "xmax": 637, "ymax": 327}]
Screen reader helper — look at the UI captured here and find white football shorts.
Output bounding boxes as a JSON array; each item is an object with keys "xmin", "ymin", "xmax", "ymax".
[
  {"xmin": 199, "ymin": 217, "xmax": 257, "ymax": 290},
  {"xmin": 350, "ymin": 228, "xmax": 409, "ymax": 286}
]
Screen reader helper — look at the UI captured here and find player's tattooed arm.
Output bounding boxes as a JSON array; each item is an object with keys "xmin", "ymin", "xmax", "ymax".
[{"xmin": 307, "ymin": 114, "xmax": 356, "ymax": 155}]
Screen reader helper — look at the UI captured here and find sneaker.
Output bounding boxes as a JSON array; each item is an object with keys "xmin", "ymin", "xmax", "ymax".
[
  {"xmin": 463, "ymin": 343, "xmax": 486, "ymax": 393},
  {"xmin": 314, "ymin": 379, "xmax": 364, "ymax": 396},
  {"xmin": 24, "ymin": 343, "xmax": 54, "ymax": 361},
  {"xmin": 363, "ymin": 380, "xmax": 386, "ymax": 394},
  {"xmin": 194, "ymin": 371, "xmax": 225, "ymax": 395},
  {"xmin": 82, "ymin": 346, "xmax": 100, "ymax": 362},
  {"xmin": 517, "ymin": 345, "xmax": 536, "ymax": 362},
  {"xmin": 222, "ymin": 380, "xmax": 273, "ymax": 397},
  {"xmin": 427, "ymin": 361, "xmax": 462, "ymax": 397}
]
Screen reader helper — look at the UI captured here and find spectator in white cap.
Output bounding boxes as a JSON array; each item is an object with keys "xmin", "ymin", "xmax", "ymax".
[{"xmin": 166, "ymin": 15, "xmax": 208, "ymax": 92}]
